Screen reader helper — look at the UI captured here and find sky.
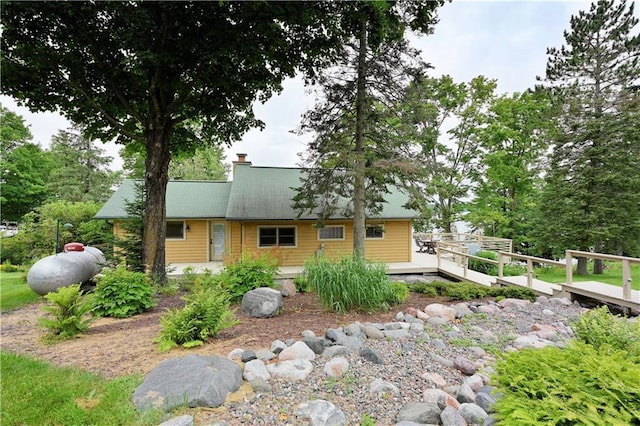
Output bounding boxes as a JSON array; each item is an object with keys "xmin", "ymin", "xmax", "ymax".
[{"xmin": 2, "ymin": 1, "xmax": 626, "ymax": 172}]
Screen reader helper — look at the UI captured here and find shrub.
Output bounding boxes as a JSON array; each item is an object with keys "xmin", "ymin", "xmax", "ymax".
[
  {"xmin": 408, "ymin": 280, "xmax": 536, "ymax": 302},
  {"xmin": 303, "ymin": 254, "xmax": 399, "ymax": 313},
  {"xmin": 293, "ymin": 275, "xmax": 312, "ymax": 293},
  {"xmin": 91, "ymin": 267, "xmax": 156, "ymax": 318},
  {"xmin": 0, "ymin": 261, "xmax": 22, "ymax": 273},
  {"xmin": 501, "ymin": 263, "xmax": 527, "ymax": 276},
  {"xmin": 157, "ymin": 288, "xmax": 240, "ymax": 350},
  {"xmin": 39, "ymin": 284, "xmax": 94, "ymax": 341},
  {"xmin": 492, "ymin": 341, "xmax": 640, "ymax": 424},
  {"xmin": 215, "ymin": 252, "xmax": 278, "ymax": 304},
  {"xmin": 387, "ymin": 282, "xmax": 409, "ymax": 305},
  {"xmin": 468, "ymin": 250, "xmax": 498, "ymax": 275},
  {"xmin": 408, "ymin": 283, "xmax": 438, "ymax": 297},
  {"xmin": 572, "ymin": 306, "xmax": 640, "ymax": 359}
]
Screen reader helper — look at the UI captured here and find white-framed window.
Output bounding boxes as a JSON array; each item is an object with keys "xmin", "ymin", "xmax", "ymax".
[
  {"xmin": 365, "ymin": 225, "xmax": 384, "ymax": 239},
  {"xmin": 166, "ymin": 221, "xmax": 186, "ymax": 240},
  {"xmin": 317, "ymin": 225, "xmax": 345, "ymax": 241},
  {"xmin": 258, "ymin": 226, "xmax": 297, "ymax": 247}
]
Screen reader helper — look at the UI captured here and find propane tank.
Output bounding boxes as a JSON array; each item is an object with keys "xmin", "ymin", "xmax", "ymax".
[{"xmin": 27, "ymin": 243, "xmax": 106, "ymax": 295}]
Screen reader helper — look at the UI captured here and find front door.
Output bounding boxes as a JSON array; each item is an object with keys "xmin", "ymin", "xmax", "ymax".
[{"xmin": 209, "ymin": 222, "xmax": 225, "ymax": 261}]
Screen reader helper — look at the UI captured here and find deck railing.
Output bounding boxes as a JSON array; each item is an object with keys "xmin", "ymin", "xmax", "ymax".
[
  {"xmin": 415, "ymin": 232, "xmax": 513, "ymax": 254},
  {"xmin": 497, "ymin": 251, "xmax": 564, "ymax": 289},
  {"xmin": 565, "ymin": 250, "xmax": 638, "ymax": 301}
]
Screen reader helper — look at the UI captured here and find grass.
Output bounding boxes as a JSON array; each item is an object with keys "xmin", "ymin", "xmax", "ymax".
[
  {"xmin": 0, "ymin": 271, "xmax": 41, "ymax": 311},
  {"xmin": 534, "ymin": 261, "xmax": 640, "ymax": 290},
  {"xmin": 0, "ymin": 351, "xmax": 163, "ymax": 426}
]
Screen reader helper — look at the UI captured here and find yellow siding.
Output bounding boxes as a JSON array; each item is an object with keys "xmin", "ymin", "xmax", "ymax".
[
  {"xmin": 227, "ymin": 220, "xmax": 412, "ymax": 266},
  {"xmin": 166, "ymin": 220, "xmax": 208, "ymax": 263}
]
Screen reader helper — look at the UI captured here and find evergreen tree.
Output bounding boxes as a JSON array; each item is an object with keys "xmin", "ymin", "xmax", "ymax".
[
  {"xmin": 538, "ymin": 0, "xmax": 640, "ymax": 272},
  {"xmin": 47, "ymin": 125, "xmax": 122, "ymax": 203},
  {"xmin": 293, "ymin": 2, "xmax": 441, "ymax": 256},
  {"xmin": 114, "ymin": 182, "xmax": 145, "ymax": 273}
]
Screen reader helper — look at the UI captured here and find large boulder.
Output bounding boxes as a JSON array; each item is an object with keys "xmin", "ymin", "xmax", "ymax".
[
  {"xmin": 133, "ymin": 355, "xmax": 242, "ymax": 412},
  {"xmin": 241, "ymin": 287, "xmax": 283, "ymax": 318}
]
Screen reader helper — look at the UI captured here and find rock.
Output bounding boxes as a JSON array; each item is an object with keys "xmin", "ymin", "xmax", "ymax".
[
  {"xmin": 452, "ymin": 302, "xmax": 473, "ymax": 318},
  {"xmin": 498, "ymin": 298, "xmax": 531, "ymax": 309},
  {"xmin": 430, "ymin": 353, "xmax": 454, "ymax": 368},
  {"xmin": 432, "ymin": 338, "xmax": 448, "ymax": 350},
  {"xmin": 270, "ymin": 339, "xmax": 287, "ymax": 354},
  {"xmin": 463, "ymin": 374, "xmax": 484, "ymax": 392},
  {"xmin": 427, "ymin": 317, "xmax": 450, "ymax": 326},
  {"xmin": 133, "ymin": 355, "xmax": 242, "ymax": 412},
  {"xmin": 440, "ymin": 405, "xmax": 466, "ymax": 426},
  {"xmin": 456, "ymin": 383, "xmax": 476, "ymax": 404},
  {"xmin": 158, "ymin": 415, "xmax": 195, "ymax": 426},
  {"xmin": 369, "ymin": 378, "xmax": 399, "ymax": 396},
  {"xmin": 424, "ymin": 303, "xmax": 456, "ymax": 321},
  {"xmin": 422, "ymin": 372, "xmax": 447, "ymax": 388},
  {"xmin": 405, "ymin": 307, "xmax": 418, "ymax": 316},
  {"xmin": 395, "ymin": 311, "xmax": 406, "ymax": 321},
  {"xmin": 302, "ymin": 336, "xmax": 328, "ymax": 355},
  {"xmin": 396, "ymin": 402, "xmax": 442, "ymax": 425},
  {"xmin": 241, "ymin": 349, "xmax": 257, "ymax": 363},
  {"xmin": 363, "ymin": 325, "xmax": 385, "ymax": 339},
  {"xmin": 227, "ymin": 348, "xmax": 244, "ymax": 360},
  {"xmin": 416, "ymin": 310, "xmax": 430, "ymax": 321},
  {"xmin": 279, "ymin": 341, "xmax": 316, "ymax": 361},
  {"xmin": 267, "ymin": 359, "xmax": 313, "ymax": 381},
  {"xmin": 301, "ymin": 329, "xmax": 316, "ymax": 338},
  {"xmin": 326, "ymin": 328, "xmax": 347, "ymax": 342},
  {"xmin": 550, "ymin": 297, "xmax": 572, "ymax": 306},
  {"xmin": 454, "ymin": 355, "xmax": 477, "ymax": 376},
  {"xmin": 241, "ymin": 287, "xmax": 283, "ymax": 318},
  {"xmin": 477, "ymin": 304, "xmax": 499, "ymax": 315},
  {"xmin": 343, "ymin": 322, "xmax": 363, "ymax": 337},
  {"xmin": 277, "ymin": 279, "xmax": 296, "ymax": 297},
  {"xmin": 423, "ymin": 388, "xmax": 460, "ymax": 410},
  {"xmin": 243, "ymin": 359, "xmax": 270, "ymax": 381},
  {"xmin": 458, "ymin": 403, "xmax": 489, "ymax": 424},
  {"xmin": 323, "ymin": 357, "xmax": 349, "ymax": 378},
  {"xmin": 475, "ymin": 392, "xmax": 497, "ymax": 413},
  {"xmin": 248, "ymin": 377, "xmax": 272, "ymax": 393},
  {"xmin": 360, "ymin": 346, "xmax": 385, "ymax": 364},
  {"xmin": 322, "ymin": 345, "xmax": 351, "ymax": 358},
  {"xmin": 255, "ymin": 349, "xmax": 276, "ymax": 361},
  {"xmin": 296, "ymin": 399, "xmax": 346, "ymax": 426},
  {"xmin": 383, "ymin": 329, "xmax": 411, "ymax": 340}
]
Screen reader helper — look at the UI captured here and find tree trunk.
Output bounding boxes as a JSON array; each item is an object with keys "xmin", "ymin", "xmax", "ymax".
[
  {"xmin": 352, "ymin": 16, "xmax": 368, "ymax": 258},
  {"xmin": 576, "ymin": 256, "xmax": 589, "ymax": 275},
  {"xmin": 144, "ymin": 117, "xmax": 172, "ymax": 285}
]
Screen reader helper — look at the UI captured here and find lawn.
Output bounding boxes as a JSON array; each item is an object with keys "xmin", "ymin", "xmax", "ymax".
[
  {"xmin": 534, "ymin": 261, "xmax": 640, "ymax": 290},
  {"xmin": 0, "ymin": 271, "xmax": 41, "ymax": 311},
  {"xmin": 0, "ymin": 351, "xmax": 163, "ymax": 426}
]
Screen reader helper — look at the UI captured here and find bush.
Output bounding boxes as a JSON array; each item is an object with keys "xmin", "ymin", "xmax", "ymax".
[
  {"xmin": 492, "ymin": 341, "xmax": 640, "ymax": 424},
  {"xmin": 157, "ymin": 288, "xmax": 240, "ymax": 350},
  {"xmin": 408, "ymin": 280, "xmax": 536, "ymax": 302},
  {"xmin": 409, "ymin": 283, "xmax": 438, "ymax": 297},
  {"xmin": 303, "ymin": 254, "xmax": 400, "ymax": 313},
  {"xmin": 91, "ymin": 267, "xmax": 156, "ymax": 318},
  {"xmin": 489, "ymin": 285, "xmax": 536, "ymax": 302},
  {"xmin": 468, "ymin": 250, "xmax": 498, "ymax": 275},
  {"xmin": 293, "ymin": 275, "xmax": 312, "ymax": 293},
  {"xmin": 572, "ymin": 306, "xmax": 640, "ymax": 359},
  {"xmin": 215, "ymin": 252, "xmax": 278, "ymax": 304},
  {"xmin": 387, "ymin": 282, "xmax": 409, "ymax": 305},
  {"xmin": 0, "ymin": 261, "xmax": 22, "ymax": 273},
  {"xmin": 39, "ymin": 284, "xmax": 94, "ymax": 341}
]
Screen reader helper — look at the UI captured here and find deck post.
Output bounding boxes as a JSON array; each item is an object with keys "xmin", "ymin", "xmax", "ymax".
[
  {"xmin": 437, "ymin": 247, "xmax": 441, "ymax": 269},
  {"xmin": 527, "ymin": 258, "xmax": 533, "ymax": 288},
  {"xmin": 622, "ymin": 259, "xmax": 632, "ymax": 301},
  {"xmin": 498, "ymin": 252, "xmax": 504, "ymax": 278},
  {"xmin": 565, "ymin": 251, "xmax": 573, "ymax": 286}
]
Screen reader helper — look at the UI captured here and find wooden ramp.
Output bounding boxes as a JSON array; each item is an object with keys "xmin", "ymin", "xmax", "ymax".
[
  {"xmin": 495, "ymin": 276, "xmax": 563, "ymax": 296},
  {"xmin": 558, "ymin": 281, "xmax": 640, "ymax": 312}
]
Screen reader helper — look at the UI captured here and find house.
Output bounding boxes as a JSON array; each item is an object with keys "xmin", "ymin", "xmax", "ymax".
[{"xmin": 95, "ymin": 155, "xmax": 417, "ymax": 266}]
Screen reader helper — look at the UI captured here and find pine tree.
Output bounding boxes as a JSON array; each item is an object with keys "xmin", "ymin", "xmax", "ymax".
[
  {"xmin": 538, "ymin": 0, "xmax": 640, "ymax": 273},
  {"xmin": 114, "ymin": 182, "xmax": 145, "ymax": 273}
]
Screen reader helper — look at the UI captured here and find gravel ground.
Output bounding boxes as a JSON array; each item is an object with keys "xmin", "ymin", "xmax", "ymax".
[{"xmin": 192, "ymin": 297, "xmax": 588, "ymax": 425}]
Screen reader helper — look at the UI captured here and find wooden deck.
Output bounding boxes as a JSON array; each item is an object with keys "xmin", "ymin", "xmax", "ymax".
[{"xmin": 168, "ymin": 248, "xmax": 639, "ymax": 312}]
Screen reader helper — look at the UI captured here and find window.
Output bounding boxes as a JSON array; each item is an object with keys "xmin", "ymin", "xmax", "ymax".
[
  {"xmin": 318, "ymin": 225, "xmax": 345, "ymax": 240},
  {"xmin": 366, "ymin": 225, "xmax": 384, "ymax": 239},
  {"xmin": 258, "ymin": 226, "xmax": 296, "ymax": 247},
  {"xmin": 166, "ymin": 221, "xmax": 185, "ymax": 239}
]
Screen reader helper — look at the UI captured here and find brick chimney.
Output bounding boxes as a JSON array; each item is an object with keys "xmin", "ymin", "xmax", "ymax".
[{"xmin": 232, "ymin": 153, "xmax": 250, "ymax": 178}]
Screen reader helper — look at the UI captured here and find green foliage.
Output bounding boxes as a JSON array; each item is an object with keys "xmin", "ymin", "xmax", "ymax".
[
  {"xmin": 303, "ymin": 254, "xmax": 400, "ymax": 313},
  {"xmin": 38, "ymin": 284, "xmax": 94, "ymax": 341},
  {"xmin": 492, "ymin": 341, "xmax": 640, "ymax": 425},
  {"xmin": 113, "ymin": 181, "xmax": 145, "ymax": 273},
  {"xmin": 0, "ymin": 261, "xmax": 22, "ymax": 273},
  {"xmin": 169, "ymin": 145, "xmax": 229, "ymax": 180},
  {"xmin": 1, "ymin": 351, "xmax": 163, "ymax": 425},
  {"xmin": 360, "ymin": 413, "xmax": 376, "ymax": 426},
  {"xmin": 0, "ymin": 271, "xmax": 40, "ymax": 311},
  {"xmin": 387, "ymin": 282, "xmax": 409, "ymax": 305},
  {"xmin": 157, "ymin": 288, "xmax": 240, "ymax": 350},
  {"xmin": 534, "ymin": 262, "xmax": 640, "ymax": 290},
  {"xmin": 293, "ymin": 275, "xmax": 312, "ymax": 293},
  {"xmin": 215, "ymin": 252, "xmax": 278, "ymax": 304},
  {"xmin": 408, "ymin": 280, "xmax": 536, "ymax": 302},
  {"xmin": 468, "ymin": 250, "xmax": 498, "ymax": 275},
  {"xmin": 92, "ymin": 267, "xmax": 156, "ymax": 318},
  {"xmin": 572, "ymin": 306, "xmax": 640, "ymax": 359}
]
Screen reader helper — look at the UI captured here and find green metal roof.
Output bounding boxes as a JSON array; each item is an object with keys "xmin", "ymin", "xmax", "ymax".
[
  {"xmin": 96, "ymin": 166, "xmax": 417, "ymax": 221},
  {"xmin": 225, "ymin": 164, "xmax": 416, "ymax": 220},
  {"xmin": 95, "ymin": 179, "xmax": 232, "ymax": 219}
]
